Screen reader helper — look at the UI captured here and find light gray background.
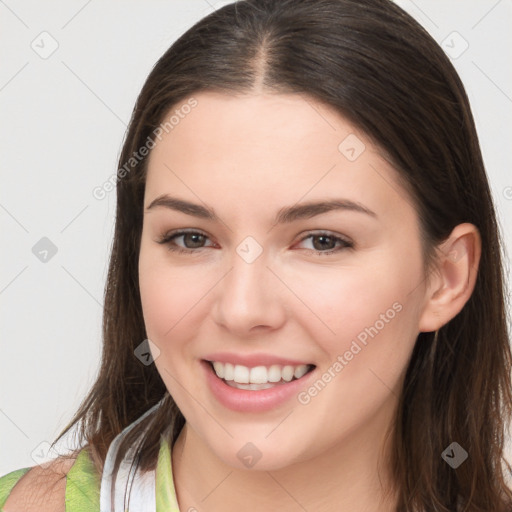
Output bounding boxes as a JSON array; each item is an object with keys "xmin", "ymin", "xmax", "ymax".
[{"xmin": 1, "ymin": 0, "xmax": 511, "ymax": 475}]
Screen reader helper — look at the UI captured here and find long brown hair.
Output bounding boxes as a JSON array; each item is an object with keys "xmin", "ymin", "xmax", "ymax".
[{"xmin": 52, "ymin": 0, "xmax": 512, "ymax": 509}]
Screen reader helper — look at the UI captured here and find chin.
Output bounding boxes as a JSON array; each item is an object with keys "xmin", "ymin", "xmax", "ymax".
[{"xmin": 201, "ymin": 430, "xmax": 313, "ymax": 472}]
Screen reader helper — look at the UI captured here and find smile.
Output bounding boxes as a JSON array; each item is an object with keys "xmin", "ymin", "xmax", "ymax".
[
  {"xmin": 209, "ymin": 361, "xmax": 313, "ymax": 389},
  {"xmin": 202, "ymin": 359, "xmax": 316, "ymax": 412}
]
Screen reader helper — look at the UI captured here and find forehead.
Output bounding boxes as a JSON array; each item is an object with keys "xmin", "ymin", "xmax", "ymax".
[
  {"xmin": 144, "ymin": 91, "xmax": 414, "ymax": 226},
  {"xmin": 150, "ymin": 91, "xmax": 357, "ymax": 167}
]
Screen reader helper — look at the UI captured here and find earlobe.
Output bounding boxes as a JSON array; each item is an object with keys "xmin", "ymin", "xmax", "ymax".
[{"xmin": 418, "ymin": 223, "xmax": 481, "ymax": 333}]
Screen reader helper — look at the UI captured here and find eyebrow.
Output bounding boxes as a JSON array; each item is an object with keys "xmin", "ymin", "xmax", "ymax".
[{"xmin": 146, "ymin": 194, "xmax": 377, "ymax": 223}]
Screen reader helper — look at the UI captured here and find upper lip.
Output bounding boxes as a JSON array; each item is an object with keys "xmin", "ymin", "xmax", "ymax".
[{"xmin": 203, "ymin": 352, "xmax": 314, "ymax": 368}]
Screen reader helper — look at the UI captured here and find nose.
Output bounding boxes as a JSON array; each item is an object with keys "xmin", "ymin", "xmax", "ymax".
[{"xmin": 211, "ymin": 245, "xmax": 287, "ymax": 337}]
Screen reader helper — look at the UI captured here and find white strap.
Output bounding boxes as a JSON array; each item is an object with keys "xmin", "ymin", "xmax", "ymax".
[{"xmin": 100, "ymin": 398, "xmax": 165, "ymax": 512}]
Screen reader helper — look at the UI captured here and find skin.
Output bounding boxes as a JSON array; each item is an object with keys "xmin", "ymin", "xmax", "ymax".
[{"xmin": 138, "ymin": 91, "xmax": 481, "ymax": 511}]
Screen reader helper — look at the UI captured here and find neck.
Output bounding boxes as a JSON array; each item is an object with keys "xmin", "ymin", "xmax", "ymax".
[{"xmin": 171, "ymin": 403, "xmax": 399, "ymax": 512}]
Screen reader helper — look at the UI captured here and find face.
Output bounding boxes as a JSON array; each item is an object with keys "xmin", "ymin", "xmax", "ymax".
[{"xmin": 138, "ymin": 91, "xmax": 430, "ymax": 471}]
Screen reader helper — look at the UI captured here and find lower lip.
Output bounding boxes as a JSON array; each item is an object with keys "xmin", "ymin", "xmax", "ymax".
[{"xmin": 202, "ymin": 360, "xmax": 315, "ymax": 413}]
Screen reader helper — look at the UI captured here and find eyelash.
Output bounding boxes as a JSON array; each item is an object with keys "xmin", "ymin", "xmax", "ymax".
[{"xmin": 156, "ymin": 229, "xmax": 354, "ymax": 256}]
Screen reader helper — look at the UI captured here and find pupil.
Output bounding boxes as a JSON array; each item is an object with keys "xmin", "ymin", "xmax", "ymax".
[
  {"xmin": 185, "ymin": 233, "xmax": 204, "ymax": 248},
  {"xmin": 313, "ymin": 235, "xmax": 334, "ymax": 251}
]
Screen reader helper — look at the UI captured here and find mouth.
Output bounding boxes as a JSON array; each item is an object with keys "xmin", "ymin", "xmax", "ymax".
[{"xmin": 205, "ymin": 360, "xmax": 316, "ymax": 390}]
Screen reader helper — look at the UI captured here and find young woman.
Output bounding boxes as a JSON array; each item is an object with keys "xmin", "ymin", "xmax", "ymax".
[{"xmin": 1, "ymin": 0, "xmax": 511, "ymax": 510}]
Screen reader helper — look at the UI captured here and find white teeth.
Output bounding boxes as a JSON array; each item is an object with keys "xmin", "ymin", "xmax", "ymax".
[
  {"xmin": 210, "ymin": 361, "xmax": 311, "ymax": 384},
  {"xmin": 212, "ymin": 361, "xmax": 224, "ymax": 379},
  {"xmin": 224, "ymin": 362, "xmax": 234, "ymax": 381},
  {"xmin": 233, "ymin": 365, "xmax": 249, "ymax": 383},
  {"xmin": 249, "ymin": 366, "xmax": 268, "ymax": 384},
  {"xmin": 294, "ymin": 365, "xmax": 309, "ymax": 379},
  {"xmin": 281, "ymin": 365, "xmax": 295, "ymax": 382},
  {"xmin": 268, "ymin": 365, "xmax": 282, "ymax": 383},
  {"xmin": 226, "ymin": 381, "xmax": 276, "ymax": 390}
]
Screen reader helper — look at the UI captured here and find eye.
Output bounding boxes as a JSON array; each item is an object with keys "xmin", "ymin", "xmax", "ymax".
[
  {"xmin": 156, "ymin": 229, "xmax": 353, "ymax": 256},
  {"xmin": 156, "ymin": 229, "xmax": 215, "ymax": 254},
  {"xmin": 295, "ymin": 231, "xmax": 353, "ymax": 255}
]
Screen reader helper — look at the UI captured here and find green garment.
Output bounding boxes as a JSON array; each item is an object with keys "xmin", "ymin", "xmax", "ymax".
[{"xmin": 0, "ymin": 436, "xmax": 179, "ymax": 511}]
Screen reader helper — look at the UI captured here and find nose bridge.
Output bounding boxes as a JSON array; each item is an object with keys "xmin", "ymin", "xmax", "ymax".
[
  {"xmin": 229, "ymin": 245, "xmax": 268, "ymax": 297},
  {"xmin": 213, "ymin": 236, "xmax": 286, "ymax": 332}
]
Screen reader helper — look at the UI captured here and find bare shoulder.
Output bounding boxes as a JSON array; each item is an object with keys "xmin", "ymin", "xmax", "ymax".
[{"xmin": 3, "ymin": 454, "xmax": 78, "ymax": 512}]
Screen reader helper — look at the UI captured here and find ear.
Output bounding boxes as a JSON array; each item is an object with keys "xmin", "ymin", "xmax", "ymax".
[{"xmin": 418, "ymin": 223, "xmax": 481, "ymax": 333}]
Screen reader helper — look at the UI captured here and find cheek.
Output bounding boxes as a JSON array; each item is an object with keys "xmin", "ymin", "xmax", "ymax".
[
  {"xmin": 140, "ymin": 268, "xmax": 191, "ymax": 340},
  {"xmin": 291, "ymin": 267, "xmax": 419, "ymax": 433},
  {"xmin": 285, "ymin": 256, "xmax": 420, "ymax": 370},
  {"xmin": 288, "ymin": 263, "xmax": 403, "ymax": 332},
  {"xmin": 138, "ymin": 256, "xmax": 210, "ymax": 405},
  {"xmin": 138, "ymin": 247, "xmax": 217, "ymax": 346}
]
